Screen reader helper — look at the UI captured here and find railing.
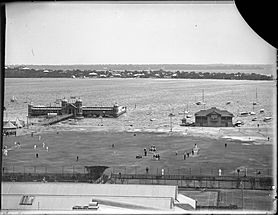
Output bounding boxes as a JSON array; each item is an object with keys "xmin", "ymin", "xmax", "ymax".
[
  {"xmin": 2, "ymin": 165, "xmax": 109, "ymax": 183},
  {"xmin": 110, "ymin": 173, "xmax": 273, "ymax": 190},
  {"xmin": 2, "ymin": 172, "xmax": 94, "ymax": 183}
]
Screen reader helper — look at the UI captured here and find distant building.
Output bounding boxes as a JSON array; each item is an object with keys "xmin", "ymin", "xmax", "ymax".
[{"xmin": 194, "ymin": 107, "xmax": 234, "ymax": 127}]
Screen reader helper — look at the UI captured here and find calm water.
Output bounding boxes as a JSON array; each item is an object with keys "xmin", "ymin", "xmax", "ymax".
[{"xmin": 4, "ymin": 78, "xmax": 276, "ymax": 130}]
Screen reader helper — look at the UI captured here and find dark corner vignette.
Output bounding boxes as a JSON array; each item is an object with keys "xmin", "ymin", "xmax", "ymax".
[{"xmin": 235, "ymin": 0, "xmax": 278, "ymax": 49}]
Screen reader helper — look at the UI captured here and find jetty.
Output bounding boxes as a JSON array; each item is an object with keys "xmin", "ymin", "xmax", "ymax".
[
  {"xmin": 28, "ymin": 97, "xmax": 127, "ymax": 119},
  {"xmin": 40, "ymin": 114, "xmax": 73, "ymax": 126}
]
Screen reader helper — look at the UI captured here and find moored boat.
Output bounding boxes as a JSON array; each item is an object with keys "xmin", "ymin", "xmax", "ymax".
[
  {"xmin": 259, "ymin": 109, "xmax": 265, "ymax": 113},
  {"xmin": 240, "ymin": 112, "xmax": 248, "ymax": 116},
  {"xmin": 263, "ymin": 117, "xmax": 271, "ymax": 122}
]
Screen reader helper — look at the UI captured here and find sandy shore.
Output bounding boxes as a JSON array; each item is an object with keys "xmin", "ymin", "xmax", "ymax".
[{"xmin": 17, "ymin": 120, "xmax": 275, "ymax": 145}]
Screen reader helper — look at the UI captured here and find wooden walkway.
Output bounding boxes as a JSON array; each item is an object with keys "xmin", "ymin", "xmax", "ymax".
[{"xmin": 40, "ymin": 114, "xmax": 73, "ymax": 126}]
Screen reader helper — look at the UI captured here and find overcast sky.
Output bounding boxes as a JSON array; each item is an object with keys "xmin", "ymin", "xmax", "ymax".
[{"xmin": 5, "ymin": 2, "xmax": 276, "ymax": 65}]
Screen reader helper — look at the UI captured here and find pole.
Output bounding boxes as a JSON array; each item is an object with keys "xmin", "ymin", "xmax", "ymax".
[
  {"xmin": 241, "ymin": 180, "xmax": 244, "ymax": 209},
  {"xmin": 170, "ymin": 116, "xmax": 172, "ymax": 132}
]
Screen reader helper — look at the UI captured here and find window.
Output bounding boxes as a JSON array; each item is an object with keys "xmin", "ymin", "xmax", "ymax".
[{"xmin": 19, "ymin": 195, "xmax": 35, "ymax": 205}]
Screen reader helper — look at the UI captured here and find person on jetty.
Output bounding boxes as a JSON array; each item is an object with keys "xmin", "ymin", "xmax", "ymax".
[
  {"xmin": 34, "ymin": 144, "xmax": 37, "ymax": 150},
  {"xmin": 46, "ymin": 146, "xmax": 49, "ymax": 152}
]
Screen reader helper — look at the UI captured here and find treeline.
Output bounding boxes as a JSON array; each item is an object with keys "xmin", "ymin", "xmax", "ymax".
[{"xmin": 5, "ymin": 67, "xmax": 273, "ymax": 80}]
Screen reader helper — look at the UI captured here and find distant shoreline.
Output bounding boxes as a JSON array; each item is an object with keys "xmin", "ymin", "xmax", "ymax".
[{"xmin": 4, "ymin": 65, "xmax": 274, "ymax": 80}]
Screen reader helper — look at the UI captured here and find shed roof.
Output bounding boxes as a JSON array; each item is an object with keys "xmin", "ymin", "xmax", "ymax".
[
  {"xmin": 3, "ymin": 121, "xmax": 17, "ymax": 129},
  {"xmin": 2, "ymin": 182, "xmax": 188, "ymax": 211},
  {"xmin": 195, "ymin": 107, "xmax": 233, "ymax": 117}
]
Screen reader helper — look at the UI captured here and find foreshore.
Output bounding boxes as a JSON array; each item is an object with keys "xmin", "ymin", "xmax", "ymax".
[
  {"xmin": 2, "ymin": 122, "xmax": 274, "ymax": 177},
  {"xmin": 16, "ymin": 121, "xmax": 274, "ymax": 144}
]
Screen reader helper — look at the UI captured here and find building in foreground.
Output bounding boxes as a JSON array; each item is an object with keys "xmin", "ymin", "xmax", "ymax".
[
  {"xmin": 1, "ymin": 182, "xmax": 196, "ymax": 212},
  {"xmin": 194, "ymin": 107, "xmax": 234, "ymax": 127},
  {"xmin": 28, "ymin": 97, "xmax": 127, "ymax": 119}
]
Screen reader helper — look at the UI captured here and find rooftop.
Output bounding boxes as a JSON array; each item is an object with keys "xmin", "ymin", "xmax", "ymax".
[
  {"xmin": 2, "ymin": 182, "xmax": 195, "ymax": 212},
  {"xmin": 195, "ymin": 107, "xmax": 234, "ymax": 117}
]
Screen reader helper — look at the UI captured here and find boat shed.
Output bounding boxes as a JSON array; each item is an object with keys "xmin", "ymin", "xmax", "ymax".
[
  {"xmin": 2, "ymin": 121, "xmax": 17, "ymax": 136},
  {"xmin": 194, "ymin": 107, "xmax": 234, "ymax": 127}
]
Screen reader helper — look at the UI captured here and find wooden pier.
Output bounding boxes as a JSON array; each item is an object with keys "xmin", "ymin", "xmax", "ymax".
[{"xmin": 40, "ymin": 114, "xmax": 73, "ymax": 126}]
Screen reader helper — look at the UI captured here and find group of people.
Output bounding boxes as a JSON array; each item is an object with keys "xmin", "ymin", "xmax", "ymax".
[
  {"xmin": 2, "ymin": 141, "xmax": 22, "ymax": 157},
  {"xmin": 174, "ymin": 144, "xmax": 200, "ymax": 160},
  {"xmin": 33, "ymin": 135, "xmax": 49, "ymax": 158},
  {"xmin": 140, "ymin": 145, "xmax": 160, "ymax": 160}
]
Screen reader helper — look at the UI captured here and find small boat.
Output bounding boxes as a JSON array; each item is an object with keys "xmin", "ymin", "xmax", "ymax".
[
  {"xmin": 252, "ymin": 88, "xmax": 258, "ymax": 106},
  {"xmin": 234, "ymin": 120, "xmax": 244, "ymax": 127},
  {"xmin": 150, "ymin": 118, "xmax": 156, "ymax": 122},
  {"xmin": 186, "ymin": 115, "xmax": 192, "ymax": 118},
  {"xmin": 263, "ymin": 117, "xmax": 271, "ymax": 122},
  {"xmin": 251, "ymin": 117, "xmax": 257, "ymax": 121},
  {"xmin": 179, "ymin": 111, "xmax": 189, "ymax": 115},
  {"xmin": 259, "ymin": 109, "xmax": 265, "ymax": 113},
  {"xmin": 240, "ymin": 112, "xmax": 248, "ymax": 116},
  {"xmin": 195, "ymin": 101, "xmax": 201, "ymax": 105},
  {"xmin": 226, "ymin": 101, "xmax": 231, "ymax": 105},
  {"xmin": 249, "ymin": 111, "xmax": 256, "ymax": 115},
  {"xmin": 180, "ymin": 118, "xmax": 195, "ymax": 127},
  {"xmin": 10, "ymin": 96, "xmax": 17, "ymax": 102}
]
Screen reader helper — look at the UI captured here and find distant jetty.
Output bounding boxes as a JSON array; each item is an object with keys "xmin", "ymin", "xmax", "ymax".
[{"xmin": 28, "ymin": 97, "xmax": 127, "ymax": 121}]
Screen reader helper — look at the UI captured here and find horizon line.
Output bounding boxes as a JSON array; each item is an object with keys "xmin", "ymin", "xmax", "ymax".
[{"xmin": 5, "ymin": 63, "xmax": 275, "ymax": 66}]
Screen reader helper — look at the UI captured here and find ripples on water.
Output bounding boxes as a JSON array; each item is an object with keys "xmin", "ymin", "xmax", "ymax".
[{"xmin": 4, "ymin": 78, "xmax": 276, "ymax": 130}]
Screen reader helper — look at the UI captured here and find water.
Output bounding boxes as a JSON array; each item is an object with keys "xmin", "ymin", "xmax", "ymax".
[
  {"xmin": 4, "ymin": 78, "xmax": 276, "ymax": 131},
  {"xmin": 3, "ymin": 78, "xmax": 275, "ymax": 176}
]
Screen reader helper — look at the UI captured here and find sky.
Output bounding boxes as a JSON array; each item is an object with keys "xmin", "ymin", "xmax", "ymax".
[{"xmin": 5, "ymin": 1, "xmax": 276, "ymax": 65}]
